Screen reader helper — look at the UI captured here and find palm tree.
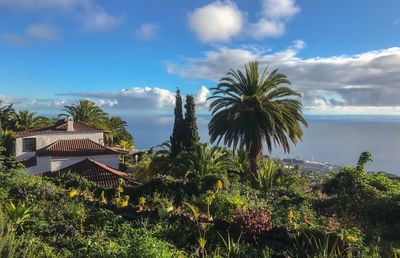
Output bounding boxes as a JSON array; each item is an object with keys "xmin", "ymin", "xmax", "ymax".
[
  {"xmin": 0, "ymin": 101, "xmax": 16, "ymax": 131},
  {"xmin": 175, "ymin": 143, "xmax": 233, "ymax": 178},
  {"xmin": 208, "ymin": 61, "xmax": 307, "ymax": 173},
  {"xmin": 100, "ymin": 116, "xmax": 129, "ymax": 146},
  {"xmin": 60, "ymin": 99, "xmax": 107, "ymax": 127},
  {"xmin": 15, "ymin": 110, "xmax": 37, "ymax": 131}
]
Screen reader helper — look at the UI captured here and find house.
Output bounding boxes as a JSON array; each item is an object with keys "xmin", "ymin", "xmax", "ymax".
[{"xmin": 15, "ymin": 117, "xmax": 136, "ymax": 186}]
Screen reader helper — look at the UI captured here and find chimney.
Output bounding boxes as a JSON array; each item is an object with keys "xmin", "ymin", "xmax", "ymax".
[{"xmin": 67, "ymin": 116, "xmax": 74, "ymax": 131}]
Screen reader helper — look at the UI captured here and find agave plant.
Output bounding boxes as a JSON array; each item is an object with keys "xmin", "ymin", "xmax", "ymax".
[
  {"xmin": 176, "ymin": 143, "xmax": 233, "ymax": 178},
  {"xmin": 5, "ymin": 201, "xmax": 31, "ymax": 230},
  {"xmin": 253, "ymin": 159, "xmax": 280, "ymax": 193}
]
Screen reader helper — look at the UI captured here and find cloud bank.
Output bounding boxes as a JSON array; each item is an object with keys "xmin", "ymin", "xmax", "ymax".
[{"xmin": 167, "ymin": 42, "xmax": 400, "ymax": 114}]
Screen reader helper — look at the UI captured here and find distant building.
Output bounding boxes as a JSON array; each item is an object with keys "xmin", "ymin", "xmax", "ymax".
[{"xmin": 15, "ymin": 117, "xmax": 136, "ymax": 186}]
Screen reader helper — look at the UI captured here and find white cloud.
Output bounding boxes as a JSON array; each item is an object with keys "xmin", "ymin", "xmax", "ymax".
[
  {"xmin": 195, "ymin": 86, "xmax": 210, "ymax": 106},
  {"xmin": 82, "ymin": 7, "xmax": 123, "ymax": 32},
  {"xmin": 187, "ymin": 0, "xmax": 299, "ymax": 42},
  {"xmin": 166, "ymin": 42, "xmax": 400, "ymax": 114},
  {"xmin": 0, "ymin": 0, "xmax": 123, "ymax": 33},
  {"xmin": 188, "ymin": 1, "xmax": 243, "ymax": 43},
  {"xmin": 261, "ymin": 0, "xmax": 299, "ymax": 18},
  {"xmin": 0, "ymin": 34, "xmax": 25, "ymax": 45},
  {"xmin": 249, "ymin": 19, "xmax": 284, "ymax": 38},
  {"xmin": 249, "ymin": 0, "xmax": 299, "ymax": 39},
  {"xmin": 134, "ymin": 23, "xmax": 160, "ymax": 41},
  {"xmin": 26, "ymin": 23, "xmax": 59, "ymax": 41}
]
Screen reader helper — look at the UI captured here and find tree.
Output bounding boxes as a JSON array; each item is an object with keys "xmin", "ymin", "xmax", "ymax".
[
  {"xmin": 170, "ymin": 89, "xmax": 184, "ymax": 157},
  {"xmin": 208, "ymin": 61, "xmax": 307, "ymax": 174},
  {"xmin": 0, "ymin": 101, "xmax": 16, "ymax": 131},
  {"xmin": 357, "ymin": 151, "xmax": 373, "ymax": 172},
  {"xmin": 15, "ymin": 110, "xmax": 37, "ymax": 131},
  {"xmin": 100, "ymin": 116, "xmax": 132, "ymax": 146},
  {"xmin": 60, "ymin": 99, "xmax": 107, "ymax": 127},
  {"xmin": 183, "ymin": 95, "xmax": 199, "ymax": 150}
]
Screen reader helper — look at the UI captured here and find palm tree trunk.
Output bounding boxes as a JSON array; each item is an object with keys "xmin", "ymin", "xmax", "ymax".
[{"xmin": 249, "ymin": 140, "xmax": 263, "ymax": 174}]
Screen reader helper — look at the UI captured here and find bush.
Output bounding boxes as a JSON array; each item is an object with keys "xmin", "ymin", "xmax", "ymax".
[{"xmin": 232, "ymin": 207, "xmax": 273, "ymax": 239}]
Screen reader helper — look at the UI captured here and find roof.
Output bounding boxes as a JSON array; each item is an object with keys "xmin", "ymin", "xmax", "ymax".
[
  {"xmin": 41, "ymin": 158, "xmax": 139, "ymax": 187},
  {"xmin": 15, "ymin": 119, "xmax": 102, "ymax": 138},
  {"xmin": 36, "ymin": 139, "xmax": 121, "ymax": 158}
]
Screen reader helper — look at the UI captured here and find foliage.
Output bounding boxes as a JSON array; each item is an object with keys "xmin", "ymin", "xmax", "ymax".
[
  {"xmin": 0, "ymin": 101, "xmax": 16, "ymax": 131},
  {"xmin": 175, "ymin": 143, "xmax": 233, "ymax": 178},
  {"xmin": 5, "ymin": 201, "xmax": 31, "ymax": 231},
  {"xmin": 183, "ymin": 95, "xmax": 199, "ymax": 150},
  {"xmin": 60, "ymin": 99, "xmax": 108, "ymax": 127},
  {"xmin": 208, "ymin": 61, "xmax": 307, "ymax": 173},
  {"xmin": 254, "ymin": 159, "xmax": 279, "ymax": 194},
  {"xmin": 170, "ymin": 89, "xmax": 184, "ymax": 158},
  {"xmin": 232, "ymin": 207, "xmax": 273, "ymax": 239},
  {"xmin": 357, "ymin": 151, "xmax": 373, "ymax": 172}
]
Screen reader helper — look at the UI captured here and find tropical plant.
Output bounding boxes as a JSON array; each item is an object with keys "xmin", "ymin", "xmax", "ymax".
[
  {"xmin": 175, "ymin": 143, "xmax": 233, "ymax": 178},
  {"xmin": 60, "ymin": 99, "xmax": 108, "ymax": 127},
  {"xmin": 101, "ymin": 115, "xmax": 131, "ymax": 146},
  {"xmin": 14, "ymin": 110, "xmax": 37, "ymax": 131},
  {"xmin": 356, "ymin": 151, "xmax": 373, "ymax": 172},
  {"xmin": 232, "ymin": 146, "xmax": 250, "ymax": 174},
  {"xmin": 218, "ymin": 231, "xmax": 243, "ymax": 258},
  {"xmin": 0, "ymin": 101, "xmax": 16, "ymax": 131},
  {"xmin": 254, "ymin": 159, "xmax": 280, "ymax": 193},
  {"xmin": 5, "ymin": 201, "xmax": 31, "ymax": 231},
  {"xmin": 208, "ymin": 61, "xmax": 307, "ymax": 173}
]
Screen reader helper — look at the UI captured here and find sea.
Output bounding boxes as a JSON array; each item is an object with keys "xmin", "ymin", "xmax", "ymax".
[{"xmin": 122, "ymin": 114, "xmax": 400, "ymax": 176}]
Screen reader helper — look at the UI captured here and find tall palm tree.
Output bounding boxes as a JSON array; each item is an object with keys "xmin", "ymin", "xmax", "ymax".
[
  {"xmin": 15, "ymin": 110, "xmax": 37, "ymax": 131},
  {"xmin": 208, "ymin": 61, "xmax": 307, "ymax": 173},
  {"xmin": 60, "ymin": 99, "xmax": 107, "ymax": 127}
]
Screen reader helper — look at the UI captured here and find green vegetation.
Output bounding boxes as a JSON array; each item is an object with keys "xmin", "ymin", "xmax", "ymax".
[
  {"xmin": 208, "ymin": 61, "xmax": 307, "ymax": 173},
  {"xmin": 1, "ymin": 62, "xmax": 399, "ymax": 257}
]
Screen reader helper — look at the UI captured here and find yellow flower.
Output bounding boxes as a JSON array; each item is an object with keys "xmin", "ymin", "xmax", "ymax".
[
  {"xmin": 100, "ymin": 191, "xmax": 107, "ymax": 205},
  {"xmin": 68, "ymin": 188, "xmax": 78, "ymax": 199},
  {"xmin": 119, "ymin": 195, "xmax": 129, "ymax": 208},
  {"xmin": 346, "ymin": 235, "xmax": 358, "ymax": 243},
  {"xmin": 215, "ymin": 180, "xmax": 223, "ymax": 192},
  {"xmin": 288, "ymin": 210, "xmax": 294, "ymax": 225}
]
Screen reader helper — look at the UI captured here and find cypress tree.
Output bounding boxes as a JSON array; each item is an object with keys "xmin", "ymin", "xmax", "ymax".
[
  {"xmin": 183, "ymin": 95, "xmax": 199, "ymax": 150},
  {"xmin": 170, "ymin": 89, "xmax": 184, "ymax": 157}
]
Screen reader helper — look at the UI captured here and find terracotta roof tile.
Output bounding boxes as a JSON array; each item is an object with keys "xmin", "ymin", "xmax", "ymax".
[
  {"xmin": 36, "ymin": 139, "xmax": 120, "ymax": 157},
  {"xmin": 15, "ymin": 119, "xmax": 102, "ymax": 138},
  {"xmin": 41, "ymin": 158, "xmax": 139, "ymax": 187}
]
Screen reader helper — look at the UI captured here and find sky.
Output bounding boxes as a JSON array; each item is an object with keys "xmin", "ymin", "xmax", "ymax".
[{"xmin": 1, "ymin": 0, "xmax": 400, "ymax": 116}]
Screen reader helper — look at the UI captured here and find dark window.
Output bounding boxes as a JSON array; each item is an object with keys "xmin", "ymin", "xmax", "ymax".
[{"xmin": 23, "ymin": 138, "xmax": 36, "ymax": 152}]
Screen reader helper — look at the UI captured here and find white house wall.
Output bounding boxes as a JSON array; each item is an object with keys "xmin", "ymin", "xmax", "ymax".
[
  {"xmin": 26, "ymin": 154, "xmax": 119, "ymax": 175},
  {"xmin": 16, "ymin": 132, "xmax": 104, "ymax": 160},
  {"xmin": 50, "ymin": 155, "xmax": 119, "ymax": 172},
  {"xmin": 26, "ymin": 156, "xmax": 51, "ymax": 175}
]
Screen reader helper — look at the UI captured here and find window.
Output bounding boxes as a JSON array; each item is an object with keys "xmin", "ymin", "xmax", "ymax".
[{"xmin": 23, "ymin": 138, "xmax": 36, "ymax": 152}]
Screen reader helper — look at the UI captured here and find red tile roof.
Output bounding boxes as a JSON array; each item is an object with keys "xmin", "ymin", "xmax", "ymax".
[
  {"xmin": 15, "ymin": 119, "xmax": 102, "ymax": 138},
  {"xmin": 36, "ymin": 139, "xmax": 121, "ymax": 158},
  {"xmin": 41, "ymin": 158, "xmax": 139, "ymax": 187}
]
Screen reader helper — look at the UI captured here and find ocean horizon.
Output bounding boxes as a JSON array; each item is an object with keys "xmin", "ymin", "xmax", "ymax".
[{"xmin": 121, "ymin": 114, "xmax": 400, "ymax": 175}]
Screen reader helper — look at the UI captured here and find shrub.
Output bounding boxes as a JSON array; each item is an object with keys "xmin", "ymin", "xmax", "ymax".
[{"xmin": 232, "ymin": 207, "xmax": 273, "ymax": 239}]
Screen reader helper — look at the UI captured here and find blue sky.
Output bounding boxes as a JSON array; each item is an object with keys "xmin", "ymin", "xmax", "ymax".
[{"xmin": 1, "ymin": 0, "xmax": 400, "ymax": 115}]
